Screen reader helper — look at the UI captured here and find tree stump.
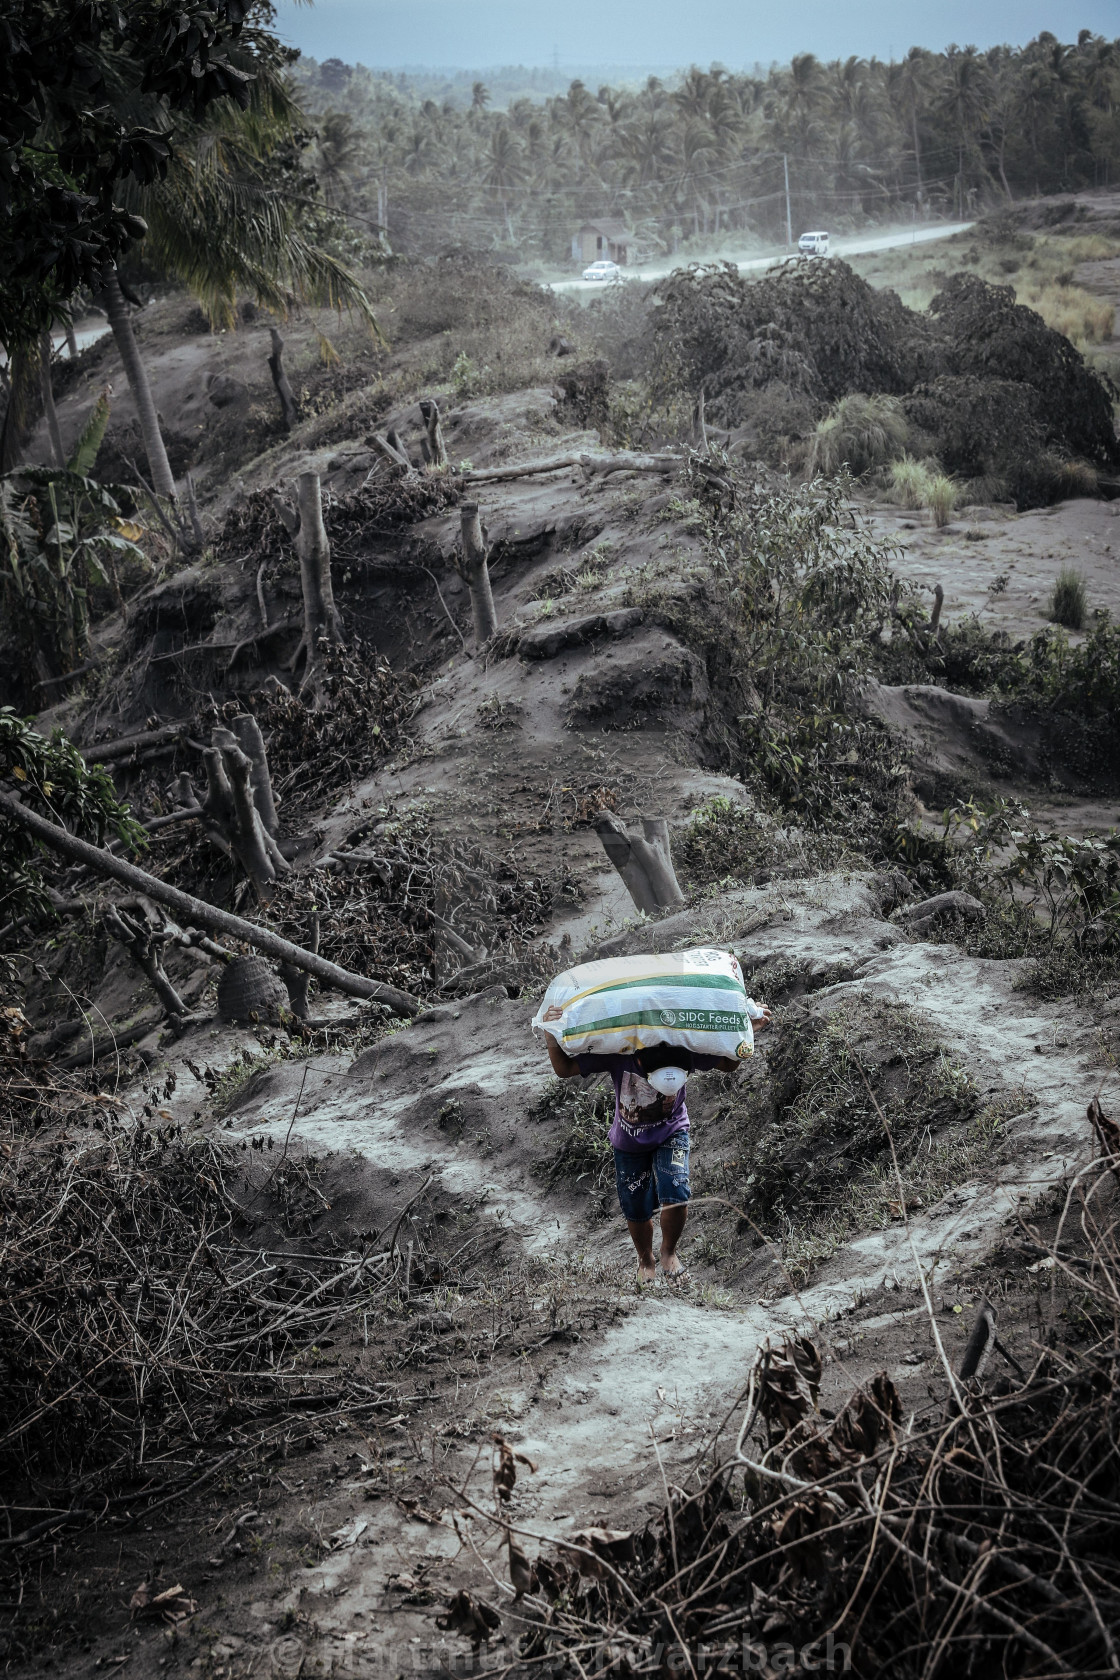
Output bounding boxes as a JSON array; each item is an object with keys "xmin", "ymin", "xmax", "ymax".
[
  {"xmin": 460, "ymin": 501, "xmax": 497, "ymax": 644},
  {"xmin": 280, "ymin": 911, "xmax": 319, "ymax": 1019},
  {"xmin": 274, "ymin": 472, "xmax": 342, "ymax": 690},
  {"xmin": 267, "ymin": 327, "xmax": 299, "ymax": 431},
  {"xmin": 173, "ymin": 721, "xmax": 289, "ymax": 901},
  {"xmin": 419, "ymin": 398, "xmax": 448, "ymax": 467},
  {"xmin": 595, "ymin": 814, "xmax": 686, "ymax": 914}
]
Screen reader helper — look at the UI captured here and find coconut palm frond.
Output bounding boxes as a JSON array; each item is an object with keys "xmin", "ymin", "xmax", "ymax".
[{"xmin": 134, "ymin": 139, "xmax": 380, "ymax": 334}]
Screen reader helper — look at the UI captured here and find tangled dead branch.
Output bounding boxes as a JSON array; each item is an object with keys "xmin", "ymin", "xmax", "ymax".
[
  {"xmin": 499, "ymin": 1121, "xmax": 1120, "ymax": 1678},
  {"xmin": 0, "ymin": 1058, "xmax": 434, "ymax": 1548},
  {"xmin": 269, "ymin": 806, "xmax": 556, "ymax": 998},
  {"xmin": 206, "ymin": 641, "xmax": 422, "ymax": 825},
  {"xmin": 216, "ymin": 475, "xmax": 462, "ymax": 570}
]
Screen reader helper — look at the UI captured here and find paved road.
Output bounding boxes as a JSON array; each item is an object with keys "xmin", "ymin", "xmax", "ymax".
[{"xmin": 548, "ymin": 221, "xmax": 974, "ymax": 295}]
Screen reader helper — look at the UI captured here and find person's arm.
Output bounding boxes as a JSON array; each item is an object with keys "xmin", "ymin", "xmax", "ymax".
[{"xmin": 545, "ymin": 1035, "xmax": 581, "ymax": 1079}]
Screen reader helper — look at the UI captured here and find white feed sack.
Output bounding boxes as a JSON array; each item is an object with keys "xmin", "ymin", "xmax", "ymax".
[{"xmin": 532, "ymin": 947, "xmax": 757, "ymax": 1060}]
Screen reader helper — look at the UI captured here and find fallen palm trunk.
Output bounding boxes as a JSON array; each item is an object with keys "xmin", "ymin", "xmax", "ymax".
[
  {"xmin": 579, "ymin": 450, "xmax": 679, "ymax": 480},
  {"xmin": 84, "ymin": 725, "xmax": 192, "ymax": 764},
  {"xmin": 460, "ymin": 450, "xmax": 682, "ymax": 486},
  {"xmin": 461, "ymin": 453, "xmax": 586, "ymax": 484},
  {"xmin": 0, "ymin": 790, "xmax": 420, "ymax": 1015}
]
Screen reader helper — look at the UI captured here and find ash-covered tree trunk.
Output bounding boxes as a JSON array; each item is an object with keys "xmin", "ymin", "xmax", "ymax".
[
  {"xmin": 38, "ymin": 330, "xmax": 65, "ymax": 467},
  {"xmin": 267, "ymin": 327, "xmax": 299, "ymax": 432},
  {"xmin": 97, "ymin": 268, "xmax": 176, "ymax": 500},
  {"xmin": 460, "ymin": 501, "xmax": 497, "ymax": 644},
  {"xmin": 274, "ymin": 472, "xmax": 343, "ymax": 691},
  {"xmin": 419, "ymin": 398, "xmax": 448, "ymax": 466},
  {"xmin": 295, "ymin": 472, "xmax": 341, "ymax": 651},
  {"xmin": 595, "ymin": 814, "xmax": 686, "ymax": 914}
]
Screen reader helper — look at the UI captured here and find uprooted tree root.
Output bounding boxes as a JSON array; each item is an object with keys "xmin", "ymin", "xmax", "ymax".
[{"xmin": 487, "ymin": 1136, "xmax": 1120, "ymax": 1679}]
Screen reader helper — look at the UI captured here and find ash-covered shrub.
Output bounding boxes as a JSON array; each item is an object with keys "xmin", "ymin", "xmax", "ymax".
[
  {"xmin": 673, "ymin": 797, "xmax": 786, "ymax": 888},
  {"xmin": 583, "ymin": 279, "xmax": 657, "ymax": 381},
  {"xmin": 903, "ymin": 374, "xmax": 1045, "ymax": 480},
  {"xmin": 929, "ymin": 272, "xmax": 1119, "ymax": 469},
  {"xmin": 712, "ymin": 996, "xmax": 997, "ymax": 1282},
  {"xmin": 554, "ymin": 358, "xmax": 610, "ymax": 428},
  {"xmin": 652, "ymin": 259, "xmax": 936, "ymax": 425}
]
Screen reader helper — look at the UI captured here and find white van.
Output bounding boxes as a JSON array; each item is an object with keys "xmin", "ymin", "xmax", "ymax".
[{"xmin": 798, "ymin": 231, "xmax": 830, "ymax": 256}]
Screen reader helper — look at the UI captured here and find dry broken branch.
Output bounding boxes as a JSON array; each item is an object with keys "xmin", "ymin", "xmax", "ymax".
[
  {"xmin": 103, "ymin": 902, "xmax": 188, "ymax": 1019},
  {"xmin": 0, "ymin": 789, "xmax": 421, "ymax": 1015}
]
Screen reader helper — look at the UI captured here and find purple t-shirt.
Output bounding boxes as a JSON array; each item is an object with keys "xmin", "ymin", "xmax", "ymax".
[{"xmin": 574, "ymin": 1051, "xmax": 727, "ymax": 1152}]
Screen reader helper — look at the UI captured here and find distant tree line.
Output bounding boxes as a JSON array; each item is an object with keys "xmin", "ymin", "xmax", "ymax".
[{"xmin": 295, "ymin": 32, "xmax": 1120, "ymax": 260}]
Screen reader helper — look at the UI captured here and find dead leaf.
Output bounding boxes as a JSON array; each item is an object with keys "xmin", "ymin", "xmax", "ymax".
[
  {"xmin": 491, "ymin": 1431, "xmax": 538, "ymax": 1504},
  {"xmin": 507, "ymin": 1528, "xmax": 536, "ymax": 1599},
  {"xmin": 561, "ymin": 1527, "xmax": 636, "ymax": 1578},
  {"xmin": 756, "ymin": 1337, "xmax": 823, "ymax": 1434},
  {"xmin": 129, "ymin": 1581, "xmax": 197, "ymax": 1623},
  {"xmin": 437, "ymin": 1590, "xmax": 501, "ymax": 1647},
  {"xmin": 328, "ymin": 1517, "xmax": 368, "ymax": 1550}
]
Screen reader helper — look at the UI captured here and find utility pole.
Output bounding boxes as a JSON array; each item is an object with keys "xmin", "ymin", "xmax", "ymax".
[{"xmin": 783, "ymin": 153, "xmax": 793, "ymax": 246}]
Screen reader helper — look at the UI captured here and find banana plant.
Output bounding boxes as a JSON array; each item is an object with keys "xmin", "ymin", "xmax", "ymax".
[{"xmin": 0, "ymin": 387, "xmax": 146, "ymax": 692}]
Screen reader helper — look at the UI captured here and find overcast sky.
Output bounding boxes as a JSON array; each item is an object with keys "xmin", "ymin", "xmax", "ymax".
[{"xmin": 272, "ymin": 0, "xmax": 1120, "ymax": 71}]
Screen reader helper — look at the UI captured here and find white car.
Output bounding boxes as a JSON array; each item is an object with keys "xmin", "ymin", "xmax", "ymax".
[
  {"xmin": 798, "ymin": 231, "xmax": 830, "ymax": 256},
  {"xmin": 582, "ymin": 259, "xmax": 622, "ymax": 282}
]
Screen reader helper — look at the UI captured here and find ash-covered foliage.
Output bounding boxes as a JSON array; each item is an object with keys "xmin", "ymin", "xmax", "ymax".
[
  {"xmin": 524, "ymin": 1167, "xmax": 1120, "ymax": 1678},
  {"xmin": 929, "ymin": 272, "xmax": 1118, "ymax": 469},
  {"xmin": 648, "ymin": 259, "xmax": 1115, "ymax": 506},
  {"xmin": 267, "ymin": 804, "xmax": 556, "ymax": 1000},
  {"xmin": 653, "ymin": 259, "xmax": 935, "ymax": 422},
  {"xmin": 715, "ymin": 996, "xmax": 990, "ymax": 1280},
  {"xmin": 660, "ymin": 469, "xmax": 914, "ymax": 850}
]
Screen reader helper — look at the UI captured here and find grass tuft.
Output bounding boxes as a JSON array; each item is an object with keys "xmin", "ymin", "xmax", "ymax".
[
  {"xmin": 889, "ymin": 454, "xmax": 930, "ymax": 509},
  {"xmin": 924, "ymin": 472, "xmax": 958, "ymax": 527},
  {"xmin": 809, "ymin": 392, "xmax": 909, "ymax": 477},
  {"xmin": 1049, "ymin": 565, "xmax": 1088, "ymax": 630}
]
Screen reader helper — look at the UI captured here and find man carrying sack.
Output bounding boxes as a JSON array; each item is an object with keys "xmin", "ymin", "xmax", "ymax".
[{"xmin": 535, "ymin": 949, "xmax": 771, "ymax": 1284}]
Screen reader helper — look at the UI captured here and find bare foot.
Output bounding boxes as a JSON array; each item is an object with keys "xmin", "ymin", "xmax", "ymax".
[{"xmin": 636, "ymin": 1256, "xmax": 657, "ymax": 1283}]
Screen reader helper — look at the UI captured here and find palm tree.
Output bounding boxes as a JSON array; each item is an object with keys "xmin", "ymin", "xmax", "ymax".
[
  {"xmin": 315, "ymin": 110, "xmax": 365, "ymax": 207},
  {"xmin": 679, "ymin": 120, "xmax": 719, "ymax": 235},
  {"xmin": 483, "ymin": 125, "xmax": 528, "ymax": 241},
  {"xmin": 100, "ymin": 71, "xmax": 378, "ymax": 500},
  {"xmin": 940, "ymin": 46, "xmax": 993, "ymax": 211},
  {"xmin": 887, "ymin": 47, "xmax": 934, "ymax": 192}
]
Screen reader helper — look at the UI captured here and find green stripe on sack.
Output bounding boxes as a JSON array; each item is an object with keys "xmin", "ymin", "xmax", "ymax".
[
  {"xmin": 571, "ymin": 971, "xmax": 746, "ymax": 1004},
  {"xmin": 561, "ymin": 1008, "xmax": 749, "ymax": 1040}
]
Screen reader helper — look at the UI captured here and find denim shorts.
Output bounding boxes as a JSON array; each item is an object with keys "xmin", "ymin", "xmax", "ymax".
[{"xmin": 613, "ymin": 1134, "xmax": 691, "ymax": 1222}]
